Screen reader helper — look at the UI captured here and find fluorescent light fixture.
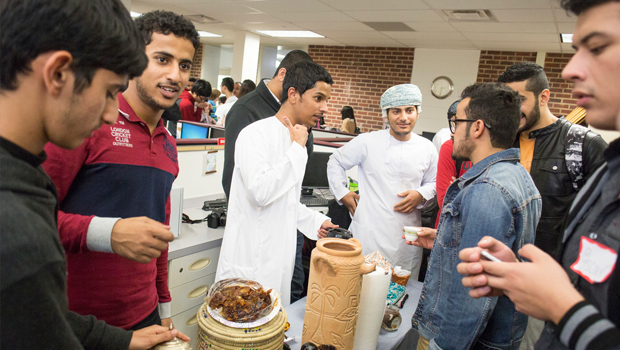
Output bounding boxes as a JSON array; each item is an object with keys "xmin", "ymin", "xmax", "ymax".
[
  {"xmin": 257, "ymin": 30, "xmax": 324, "ymax": 38},
  {"xmin": 130, "ymin": 11, "xmax": 141, "ymax": 18},
  {"xmin": 561, "ymin": 33, "xmax": 573, "ymax": 43},
  {"xmin": 198, "ymin": 31, "xmax": 222, "ymax": 38}
]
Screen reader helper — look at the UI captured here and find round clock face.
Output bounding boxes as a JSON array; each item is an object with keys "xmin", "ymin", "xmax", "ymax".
[{"xmin": 431, "ymin": 76, "xmax": 454, "ymax": 99}]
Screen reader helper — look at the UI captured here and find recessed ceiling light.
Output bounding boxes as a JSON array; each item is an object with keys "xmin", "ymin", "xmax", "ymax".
[
  {"xmin": 130, "ymin": 11, "xmax": 141, "ymax": 18},
  {"xmin": 198, "ymin": 31, "xmax": 222, "ymax": 38},
  {"xmin": 257, "ymin": 30, "xmax": 324, "ymax": 38},
  {"xmin": 561, "ymin": 33, "xmax": 573, "ymax": 43}
]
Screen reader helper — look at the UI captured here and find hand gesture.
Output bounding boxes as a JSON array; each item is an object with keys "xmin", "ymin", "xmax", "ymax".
[
  {"xmin": 394, "ymin": 190, "xmax": 423, "ymax": 213},
  {"xmin": 318, "ymin": 220, "xmax": 339, "ymax": 238},
  {"xmin": 402, "ymin": 227, "xmax": 436, "ymax": 249},
  {"xmin": 283, "ymin": 117, "xmax": 308, "ymax": 147},
  {"xmin": 340, "ymin": 191, "xmax": 360, "ymax": 216},
  {"xmin": 129, "ymin": 324, "xmax": 190, "ymax": 350},
  {"xmin": 111, "ymin": 217, "xmax": 175, "ymax": 264}
]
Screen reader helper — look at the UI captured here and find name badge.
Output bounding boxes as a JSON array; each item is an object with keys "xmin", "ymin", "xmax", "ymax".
[{"xmin": 570, "ymin": 236, "xmax": 617, "ymax": 284}]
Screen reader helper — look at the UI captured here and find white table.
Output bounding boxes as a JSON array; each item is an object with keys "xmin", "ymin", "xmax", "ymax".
[{"xmin": 284, "ymin": 279, "xmax": 423, "ymax": 349}]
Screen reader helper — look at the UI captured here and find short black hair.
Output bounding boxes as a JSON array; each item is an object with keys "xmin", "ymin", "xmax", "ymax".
[
  {"xmin": 191, "ymin": 79, "xmax": 212, "ymax": 98},
  {"xmin": 1, "ymin": 0, "xmax": 147, "ymax": 92},
  {"xmin": 497, "ymin": 62, "xmax": 549, "ymax": 97},
  {"xmin": 219, "ymin": 95, "xmax": 227, "ymax": 104},
  {"xmin": 560, "ymin": 0, "xmax": 620, "ymax": 15},
  {"xmin": 461, "ymin": 83, "xmax": 521, "ymax": 149},
  {"xmin": 189, "ymin": 77, "xmax": 197, "ymax": 83},
  {"xmin": 135, "ymin": 10, "xmax": 200, "ymax": 51},
  {"xmin": 272, "ymin": 50, "xmax": 314, "ymax": 78},
  {"xmin": 221, "ymin": 77, "xmax": 234, "ymax": 93},
  {"xmin": 341, "ymin": 106, "xmax": 355, "ymax": 120},
  {"xmin": 239, "ymin": 79, "xmax": 256, "ymax": 98},
  {"xmin": 281, "ymin": 61, "xmax": 333, "ymax": 104}
]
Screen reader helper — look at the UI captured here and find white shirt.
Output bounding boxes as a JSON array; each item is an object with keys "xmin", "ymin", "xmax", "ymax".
[
  {"xmin": 432, "ymin": 127, "xmax": 451, "ymax": 153},
  {"xmin": 215, "ymin": 116, "xmax": 328, "ymax": 306},
  {"xmin": 327, "ymin": 129, "xmax": 437, "ymax": 274},
  {"xmin": 214, "ymin": 95, "xmax": 238, "ymax": 126}
]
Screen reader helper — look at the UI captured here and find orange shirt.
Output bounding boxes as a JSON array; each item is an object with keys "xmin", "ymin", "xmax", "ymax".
[{"xmin": 519, "ymin": 134, "xmax": 535, "ymax": 173}]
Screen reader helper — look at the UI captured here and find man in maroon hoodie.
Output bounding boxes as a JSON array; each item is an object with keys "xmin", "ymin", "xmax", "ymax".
[{"xmin": 179, "ymin": 79, "xmax": 211, "ymax": 122}]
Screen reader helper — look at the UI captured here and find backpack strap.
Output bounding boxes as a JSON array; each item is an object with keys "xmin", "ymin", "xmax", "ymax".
[{"xmin": 565, "ymin": 123, "xmax": 588, "ymax": 191}]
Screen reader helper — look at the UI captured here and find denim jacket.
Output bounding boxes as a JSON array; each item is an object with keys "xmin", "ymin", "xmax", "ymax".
[{"xmin": 413, "ymin": 148, "xmax": 542, "ymax": 350}]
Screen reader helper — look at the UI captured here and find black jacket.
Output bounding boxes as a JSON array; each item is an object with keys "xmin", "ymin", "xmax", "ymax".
[
  {"xmin": 0, "ymin": 138, "xmax": 132, "ymax": 349},
  {"xmin": 515, "ymin": 117, "xmax": 607, "ymax": 256},
  {"xmin": 222, "ymin": 79, "xmax": 313, "ymax": 199}
]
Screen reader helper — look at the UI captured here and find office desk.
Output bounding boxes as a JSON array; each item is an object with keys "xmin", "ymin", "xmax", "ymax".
[{"xmin": 284, "ymin": 279, "xmax": 423, "ymax": 349}]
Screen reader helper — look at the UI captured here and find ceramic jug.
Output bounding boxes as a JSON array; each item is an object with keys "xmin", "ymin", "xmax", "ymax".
[{"xmin": 302, "ymin": 238, "xmax": 375, "ymax": 350}]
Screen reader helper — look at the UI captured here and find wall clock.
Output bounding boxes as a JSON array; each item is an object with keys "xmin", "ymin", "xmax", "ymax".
[{"xmin": 431, "ymin": 76, "xmax": 454, "ymax": 100}]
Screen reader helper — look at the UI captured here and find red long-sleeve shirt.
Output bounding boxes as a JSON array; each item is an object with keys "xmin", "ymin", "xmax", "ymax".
[
  {"xmin": 42, "ymin": 93, "xmax": 178, "ymax": 329},
  {"xmin": 179, "ymin": 90, "xmax": 203, "ymax": 122},
  {"xmin": 435, "ymin": 140, "xmax": 472, "ymax": 228}
]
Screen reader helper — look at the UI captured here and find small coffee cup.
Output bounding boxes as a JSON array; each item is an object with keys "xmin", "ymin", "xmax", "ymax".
[{"xmin": 403, "ymin": 226, "xmax": 420, "ymax": 242}]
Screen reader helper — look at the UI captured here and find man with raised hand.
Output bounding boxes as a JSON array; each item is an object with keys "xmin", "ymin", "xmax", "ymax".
[{"xmin": 215, "ymin": 61, "xmax": 337, "ymax": 306}]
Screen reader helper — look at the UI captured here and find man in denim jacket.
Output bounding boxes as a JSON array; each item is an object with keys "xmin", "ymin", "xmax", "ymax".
[{"xmin": 413, "ymin": 83, "xmax": 542, "ymax": 350}]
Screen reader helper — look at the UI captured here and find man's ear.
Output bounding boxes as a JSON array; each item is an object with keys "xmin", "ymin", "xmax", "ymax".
[
  {"xmin": 539, "ymin": 89, "xmax": 551, "ymax": 107},
  {"xmin": 41, "ymin": 51, "xmax": 73, "ymax": 96},
  {"xmin": 472, "ymin": 120, "xmax": 486, "ymax": 139},
  {"xmin": 287, "ymin": 86, "xmax": 298, "ymax": 104},
  {"xmin": 277, "ymin": 68, "xmax": 286, "ymax": 83}
]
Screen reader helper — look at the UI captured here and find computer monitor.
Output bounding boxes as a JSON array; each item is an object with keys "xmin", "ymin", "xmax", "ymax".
[
  {"xmin": 210, "ymin": 127, "xmax": 225, "ymax": 139},
  {"xmin": 180, "ymin": 122, "xmax": 209, "ymax": 139},
  {"xmin": 302, "ymin": 152, "xmax": 331, "ymax": 189},
  {"xmin": 421, "ymin": 131, "xmax": 436, "ymax": 141}
]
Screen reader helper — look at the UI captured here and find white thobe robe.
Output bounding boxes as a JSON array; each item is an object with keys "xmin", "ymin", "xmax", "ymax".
[
  {"xmin": 327, "ymin": 130, "xmax": 437, "ymax": 277},
  {"xmin": 215, "ymin": 116, "xmax": 328, "ymax": 306}
]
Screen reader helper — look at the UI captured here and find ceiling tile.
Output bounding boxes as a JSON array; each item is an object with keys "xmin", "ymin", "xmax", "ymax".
[
  {"xmin": 236, "ymin": 22, "xmax": 306, "ymax": 31},
  {"xmin": 344, "ymin": 10, "xmax": 446, "ymax": 22},
  {"xmin": 557, "ymin": 22, "xmax": 576, "ymax": 33},
  {"xmin": 383, "ymin": 31, "xmax": 466, "ymax": 40},
  {"xmin": 554, "ymin": 8, "xmax": 578, "ymax": 22},
  {"xmin": 295, "ymin": 21, "xmax": 373, "ymax": 31},
  {"xmin": 179, "ymin": 1, "xmax": 260, "ymax": 15},
  {"xmin": 315, "ymin": 30, "xmax": 389, "ymax": 39},
  {"xmin": 337, "ymin": 38, "xmax": 406, "ymax": 47},
  {"xmin": 242, "ymin": 0, "xmax": 334, "ymax": 12},
  {"xmin": 464, "ymin": 32, "xmax": 559, "ymax": 42},
  {"xmin": 471, "ymin": 41, "xmax": 561, "ymax": 52},
  {"xmin": 404, "ymin": 21, "xmax": 457, "ymax": 32},
  {"xmin": 451, "ymin": 22, "xmax": 557, "ymax": 33},
  {"xmin": 269, "ymin": 11, "xmax": 354, "ymax": 22},
  {"xmin": 491, "ymin": 9, "xmax": 555, "ymax": 22},
  {"xmin": 287, "ymin": 38, "xmax": 345, "ymax": 46},
  {"xmin": 423, "ymin": 0, "xmax": 551, "ymax": 10},
  {"xmin": 397, "ymin": 39, "xmax": 476, "ymax": 49},
  {"xmin": 320, "ymin": 0, "xmax": 429, "ymax": 11}
]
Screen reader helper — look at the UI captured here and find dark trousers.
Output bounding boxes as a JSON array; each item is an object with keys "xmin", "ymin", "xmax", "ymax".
[
  {"xmin": 290, "ymin": 230, "xmax": 305, "ymax": 303},
  {"xmin": 129, "ymin": 306, "xmax": 161, "ymax": 331}
]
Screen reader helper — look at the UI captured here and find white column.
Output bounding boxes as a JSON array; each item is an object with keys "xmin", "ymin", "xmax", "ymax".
[
  {"xmin": 536, "ymin": 51, "xmax": 547, "ymax": 67},
  {"xmin": 201, "ymin": 44, "xmax": 221, "ymax": 88},
  {"xmin": 258, "ymin": 46, "xmax": 278, "ymax": 80},
  {"xmin": 231, "ymin": 31, "xmax": 260, "ymax": 82}
]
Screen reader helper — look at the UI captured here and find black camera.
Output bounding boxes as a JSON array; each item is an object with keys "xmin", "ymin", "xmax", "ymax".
[{"xmin": 207, "ymin": 208, "xmax": 227, "ymax": 228}]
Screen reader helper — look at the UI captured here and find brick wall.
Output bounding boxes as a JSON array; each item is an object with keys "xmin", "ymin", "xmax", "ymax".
[
  {"xmin": 476, "ymin": 50, "xmax": 576, "ymax": 117},
  {"xmin": 190, "ymin": 44, "xmax": 203, "ymax": 78},
  {"xmin": 544, "ymin": 53, "xmax": 577, "ymax": 116},
  {"xmin": 308, "ymin": 46, "xmax": 415, "ymax": 133}
]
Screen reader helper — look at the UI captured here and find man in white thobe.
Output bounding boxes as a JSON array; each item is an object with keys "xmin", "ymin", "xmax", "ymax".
[
  {"xmin": 215, "ymin": 61, "xmax": 337, "ymax": 306},
  {"xmin": 327, "ymin": 84, "xmax": 437, "ymax": 279}
]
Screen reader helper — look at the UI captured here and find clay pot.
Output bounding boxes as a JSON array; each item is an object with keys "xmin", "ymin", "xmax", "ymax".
[{"xmin": 302, "ymin": 238, "xmax": 375, "ymax": 350}]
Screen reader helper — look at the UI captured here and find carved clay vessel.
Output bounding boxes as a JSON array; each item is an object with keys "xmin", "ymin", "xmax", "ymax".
[{"xmin": 302, "ymin": 238, "xmax": 375, "ymax": 350}]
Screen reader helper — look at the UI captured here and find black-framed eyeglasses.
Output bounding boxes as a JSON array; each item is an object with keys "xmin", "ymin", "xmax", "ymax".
[{"xmin": 448, "ymin": 118, "xmax": 492, "ymax": 133}]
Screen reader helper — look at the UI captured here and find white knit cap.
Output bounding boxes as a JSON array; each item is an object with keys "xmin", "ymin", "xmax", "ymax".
[{"xmin": 380, "ymin": 84, "xmax": 422, "ymax": 118}]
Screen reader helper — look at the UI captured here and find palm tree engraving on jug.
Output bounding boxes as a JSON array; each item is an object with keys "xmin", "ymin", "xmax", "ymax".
[{"xmin": 302, "ymin": 238, "xmax": 375, "ymax": 350}]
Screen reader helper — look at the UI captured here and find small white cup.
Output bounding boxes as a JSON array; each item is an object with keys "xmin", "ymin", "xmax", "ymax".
[{"xmin": 403, "ymin": 226, "xmax": 420, "ymax": 242}]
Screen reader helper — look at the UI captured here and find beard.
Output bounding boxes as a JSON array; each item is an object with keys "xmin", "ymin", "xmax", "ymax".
[
  {"xmin": 452, "ymin": 128, "xmax": 475, "ymax": 162},
  {"xmin": 518, "ymin": 102, "xmax": 541, "ymax": 134},
  {"xmin": 135, "ymin": 77, "xmax": 175, "ymax": 111}
]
